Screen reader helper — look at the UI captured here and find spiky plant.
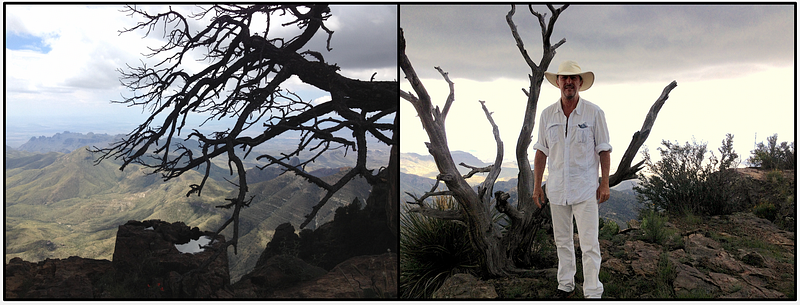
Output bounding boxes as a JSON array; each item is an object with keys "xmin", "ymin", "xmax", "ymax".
[{"xmin": 400, "ymin": 196, "xmax": 480, "ymax": 299}]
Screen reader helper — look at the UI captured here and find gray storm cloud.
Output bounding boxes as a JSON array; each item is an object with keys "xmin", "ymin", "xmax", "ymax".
[{"xmin": 400, "ymin": 4, "xmax": 793, "ymax": 84}]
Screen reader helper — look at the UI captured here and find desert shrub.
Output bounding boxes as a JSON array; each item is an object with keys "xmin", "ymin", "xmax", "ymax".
[
  {"xmin": 758, "ymin": 169, "xmax": 796, "ymax": 231},
  {"xmin": 753, "ymin": 201, "xmax": 777, "ymax": 222},
  {"xmin": 598, "ymin": 218, "xmax": 620, "ymax": 240},
  {"xmin": 747, "ymin": 134, "xmax": 795, "ymax": 170},
  {"xmin": 635, "ymin": 134, "xmax": 745, "ymax": 216},
  {"xmin": 400, "ymin": 196, "xmax": 481, "ymax": 299},
  {"xmin": 639, "ymin": 209, "xmax": 669, "ymax": 244}
]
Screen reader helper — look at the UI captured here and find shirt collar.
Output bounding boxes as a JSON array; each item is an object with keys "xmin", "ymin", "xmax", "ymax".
[
  {"xmin": 575, "ymin": 98, "xmax": 584, "ymax": 115},
  {"xmin": 555, "ymin": 97, "xmax": 584, "ymax": 115}
]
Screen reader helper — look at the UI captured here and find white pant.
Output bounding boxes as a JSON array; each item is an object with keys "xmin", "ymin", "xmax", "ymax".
[{"xmin": 550, "ymin": 199, "xmax": 604, "ymax": 298}]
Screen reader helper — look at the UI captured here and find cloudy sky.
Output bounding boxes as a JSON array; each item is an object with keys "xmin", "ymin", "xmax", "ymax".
[
  {"xmin": 5, "ymin": 4, "xmax": 397, "ymax": 147},
  {"xmin": 400, "ymin": 4, "xmax": 795, "ymax": 170}
]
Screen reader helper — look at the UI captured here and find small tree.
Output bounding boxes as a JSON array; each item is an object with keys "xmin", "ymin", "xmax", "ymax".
[{"xmin": 748, "ymin": 134, "xmax": 795, "ymax": 170}]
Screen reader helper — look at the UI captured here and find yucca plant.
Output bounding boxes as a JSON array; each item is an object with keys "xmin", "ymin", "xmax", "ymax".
[{"xmin": 400, "ymin": 196, "xmax": 480, "ymax": 299}]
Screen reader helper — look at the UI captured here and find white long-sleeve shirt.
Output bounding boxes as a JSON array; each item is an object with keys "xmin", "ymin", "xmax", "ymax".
[{"xmin": 533, "ymin": 98, "xmax": 612, "ymax": 206}]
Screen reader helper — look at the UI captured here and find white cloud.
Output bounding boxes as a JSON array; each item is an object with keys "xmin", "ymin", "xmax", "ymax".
[{"xmin": 6, "ymin": 4, "xmax": 395, "ymax": 147}]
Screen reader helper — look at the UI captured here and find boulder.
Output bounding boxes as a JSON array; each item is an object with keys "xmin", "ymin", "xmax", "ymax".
[
  {"xmin": 112, "ymin": 219, "xmax": 231, "ymax": 298},
  {"xmin": 432, "ymin": 273, "xmax": 498, "ymax": 299}
]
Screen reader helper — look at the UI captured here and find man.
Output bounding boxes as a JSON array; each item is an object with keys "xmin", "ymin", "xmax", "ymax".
[{"xmin": 532, "ymin": 60, "xmax": 611, "ymax": 299}]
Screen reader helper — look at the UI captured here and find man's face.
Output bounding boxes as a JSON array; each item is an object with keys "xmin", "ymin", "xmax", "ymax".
[{"xmin": 557, "ymin": 75, "xmax": 582, "ymax": 100}]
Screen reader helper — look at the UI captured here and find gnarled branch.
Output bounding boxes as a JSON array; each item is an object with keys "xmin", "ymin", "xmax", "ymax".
[{"xmin": 609, "ymin": 80, "xmax": 678, "ymax": 187}]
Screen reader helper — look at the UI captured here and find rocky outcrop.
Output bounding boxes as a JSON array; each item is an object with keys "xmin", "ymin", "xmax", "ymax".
[
  {"xmin": 600, "ymin": 212, "xmax": 792, "ymax": 299},
  {"xmin": 112, "ymin": 219, "xmax": 232, "ymax": 298},
  {"xmin": 4, "ymin": 256, "xmax": 113, "ymax": 298},
  {"xmin": 432, "ymin": 212, "xmax": 792, "ymax": 299},
  {"xmin": 666, "ymin": 231, "xmax": 786, "ymax": 298},
  {"xmin": 5, "ymin": 219, "xmax": 236, "ymax": 299}
]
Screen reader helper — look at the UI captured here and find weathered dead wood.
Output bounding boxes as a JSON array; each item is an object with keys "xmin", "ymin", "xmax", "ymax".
[
  {"xmin": 401, "ymin": 27, "xmax": 514, "ymax": 277},
  {"xmin": 608, "ymin": 81, "xmax": 678, "ymax": 187},
  {"xmin": 500, "ymin": 4, "xmax": 568, "ymax": 271}
]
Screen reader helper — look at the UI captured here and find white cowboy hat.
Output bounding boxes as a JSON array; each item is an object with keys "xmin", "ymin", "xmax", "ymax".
[{"xmin": 544, "ymin": 60, "xmax": 595, "ymax": 91}]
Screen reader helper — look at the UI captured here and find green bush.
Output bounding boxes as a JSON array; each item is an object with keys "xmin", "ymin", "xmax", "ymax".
[
  {"xmin": 599, "ymin": 218, "xmax": 620, "ymax": 240},
  {"xmin": 400, "ymin": 196, "xmax": 481, "ymax": 299},
  {"xmin": 753, "ymin": 201, "xmax": 777, "ymax": 222},
  {"xmin": 635, "ymin": 134, "xmax": 745, "ymax": 216},
  {"xmin": 640, "ymin": 209, "xmax": 669, "ymax": 244},
  {"xmin": 748, "ymin": 134, "xmax": 795, "ymax": 170},
  {"xmin": 753, "ymin": 169, "xmax": 796, "ymax": 231}
]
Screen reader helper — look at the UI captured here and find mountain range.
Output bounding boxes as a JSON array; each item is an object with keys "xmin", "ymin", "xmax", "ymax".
[{"xmin": 5, "ymin": 132, "xmax": 388, "ymax": 282}]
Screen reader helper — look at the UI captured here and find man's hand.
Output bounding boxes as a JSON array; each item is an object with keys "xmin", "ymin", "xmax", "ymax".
[
  {"xmin": 533, "ymin": 185, "xmax": 545, "ymax": 209},
  {"xmin": 533, "ymin": 150, "xmax": 548, "ymax": 209},
  {"xmin": 596, "ymin": 183, "xmax": 610, "ymax": 204}
]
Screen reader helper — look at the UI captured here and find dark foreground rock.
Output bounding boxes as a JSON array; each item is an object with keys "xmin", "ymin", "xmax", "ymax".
[
  {"xmin": 5, "ymin": 219, "xmax": 232, "ymax": 299},
  {"xmin": 112, "ymin": 219, "xmax": 232, "ymax": 298},
  {"xmin": 4, "ymin": 256, "xmax": 113, "ymax": 298},
  {"xmin": 5, "ymin": 218, "xmax": 397, "ymax": 299},
  {"xmin": 271, "ymin": 252, "xmax": 398, "ymax": 298}
]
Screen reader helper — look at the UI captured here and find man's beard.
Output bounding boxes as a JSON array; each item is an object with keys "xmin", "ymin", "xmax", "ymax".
[{"xmin": 564, "ymin": 87, "xmax": 577, "ymax": 100}]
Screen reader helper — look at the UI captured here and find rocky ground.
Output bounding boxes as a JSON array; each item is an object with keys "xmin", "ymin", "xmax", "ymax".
[{"xmin": 433, "ymin": 211, "xmax": 794, "ymax": 299}]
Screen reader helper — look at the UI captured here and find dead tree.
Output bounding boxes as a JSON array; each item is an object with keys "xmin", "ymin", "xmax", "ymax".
[
  {"xmin": 92, "ymin": 4, "xmax": 397, "ymax": 259},
  {"xmin": 400, "ymin": 4, "xmax": 677, "ymax": 277}
]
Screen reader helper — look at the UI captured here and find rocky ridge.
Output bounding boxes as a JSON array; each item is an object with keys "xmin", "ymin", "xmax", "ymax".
[{"xmin": 5, "ymin": 219, "xmax": 397, "ymax": 299}]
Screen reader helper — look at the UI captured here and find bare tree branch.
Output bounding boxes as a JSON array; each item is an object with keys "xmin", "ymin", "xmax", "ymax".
[
  {"xmin": 476, "ymin": 100, "xmax": 505, "ymax": 204},
  {"xmin": 403, "ymin": 179, "xmax": 462, "ymax": 221},
  {"xmin": 460, "ymin": 163, "xmax": 493, "ymax": 179},
  {"xmin": 434, "ymin": 66, "xmax": 456, "ymax": 122},
  {"xmin": 609, "ymin": 80, "xmax": 678, "ymax": 187}
]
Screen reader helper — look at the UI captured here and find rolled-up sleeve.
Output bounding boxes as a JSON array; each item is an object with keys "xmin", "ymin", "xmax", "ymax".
[
  {"xmin": 594, "ymin": 109, "xmax": 612, "ymax": 154},
  {"xmin": 533, "ymin": 112, "xmax": 550, "ymax": 156}
]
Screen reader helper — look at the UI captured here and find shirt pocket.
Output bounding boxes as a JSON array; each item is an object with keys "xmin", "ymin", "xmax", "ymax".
[
  {"xmin": 547, "ymin": 124, "xmax": 562, "ymax": 145},
  {"xmin": 578, "ymin": 126, "xmax": 593, "ymax": 144},
  {"xmin": 577, "ymin": 124, "xmax": 595, "ymax": 166}
]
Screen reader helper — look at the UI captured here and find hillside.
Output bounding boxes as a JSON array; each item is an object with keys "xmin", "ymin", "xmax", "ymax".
[
  {"xmin": 5, "ymin": 143, "xmax": 379, "ymax": 283},
  {"xmin": 400, "ymin": 151, "xmax": 520, "ymax": 185},
  {"xmin": 225, "ymin": 168, "xmax": 372, "ymax": 281},
  {"xmin": 5, "ymin": 147, "xmax": 231, "ymax": 263}
]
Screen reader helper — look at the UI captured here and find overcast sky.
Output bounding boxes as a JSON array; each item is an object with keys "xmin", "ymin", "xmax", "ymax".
[
  {"xmin": 5, "ymin": 4, "xmax": 397, "ymax": 147},
  {"xmin": 400, "ymin": 4, "xmax": 795, "ymax": 170}
]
